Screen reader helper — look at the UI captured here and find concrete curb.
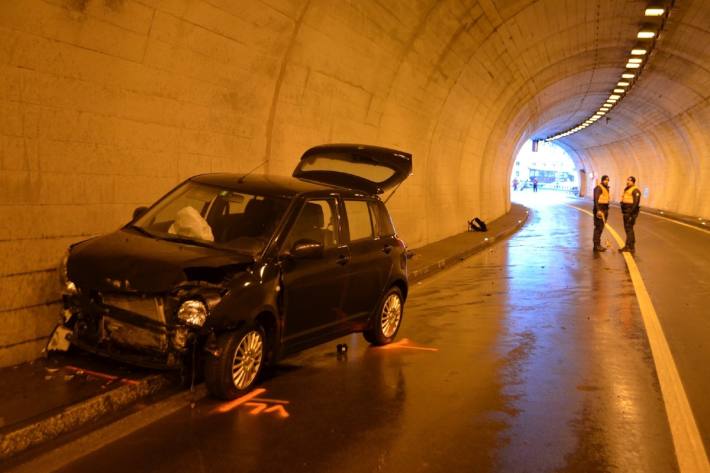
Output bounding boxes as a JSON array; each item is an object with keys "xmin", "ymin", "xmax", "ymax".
[
  {"xmin": 6, "ymin": 386, "xmax": 207, "ymax": 473},
  {"xmin": 409, "ymin": 207, "xmax": 529, "ymax": 283},
  {"xmin": 0, "ymin": 374, "xmax": 171, "ymax": 460}
]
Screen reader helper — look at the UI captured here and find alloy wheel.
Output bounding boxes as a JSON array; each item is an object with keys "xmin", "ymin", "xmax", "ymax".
[
  {"xmin": 231, "ymin": 331, "xmax": 263, "ymax": 390},
  {"xmin": 380, "ymin": 293, "xmax": 402, "ymax": 338}
]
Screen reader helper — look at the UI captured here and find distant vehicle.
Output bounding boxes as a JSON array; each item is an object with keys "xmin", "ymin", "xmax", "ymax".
[{"xmin": 51, "ymin": 144, "xmax": 412, "ymax": 399}]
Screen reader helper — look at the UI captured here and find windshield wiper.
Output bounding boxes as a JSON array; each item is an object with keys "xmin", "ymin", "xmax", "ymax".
[
  {"xmin": 159, "ymin": 235, "xmax": 216, "ymax": 249},
  {"xmin": 125, "ymin": 224, "xmax": 157, "ymax": 238}
]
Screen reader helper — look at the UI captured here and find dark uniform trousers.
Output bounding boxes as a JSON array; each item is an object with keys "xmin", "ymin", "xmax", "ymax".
[
  {"xmin": 621, "ymin": 206, "xmax": 636, "ymax": 248},
  {"xmin": 593, "ymin": 205, "xmax": 609, "ymax": 246}
]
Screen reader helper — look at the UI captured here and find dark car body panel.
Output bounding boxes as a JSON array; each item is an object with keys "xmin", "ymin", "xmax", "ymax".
[
  {"xmin": 279, "ymin": 245, "xmax": 350, "ymax": 342},
  {"xmin": 68, "ymin": 230, "xmax": 254, "ymax": 293},
  {"xmin": 190, "ymin": 173, "xmax": 336, "ymax": 197},
  {"xmin": 59, "ymin": 144, "xmax": 410, "ymax": 372},
  {"xmin": 203, "ymin": 263, "xmax": 281, "ymax": 334}
]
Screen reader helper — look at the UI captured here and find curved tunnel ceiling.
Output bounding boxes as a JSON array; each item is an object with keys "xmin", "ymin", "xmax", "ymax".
[
  {"xmin": 269, "ymin": 0, "xmax": 709, "ymax": 239},
  {"xmin": 0, "ymin": 0, "xmax": 707, "ymax": 241},
  {"xmin": 493, "ymin": 0, "xmax": 709, "ymax": 216},
  {"xmin": 397, "ymin": 0, "xmax": 710, "ymax": 226},
  {"xmin": 1, "ymin": 0, "xmax": 709, "ymax": 367}
]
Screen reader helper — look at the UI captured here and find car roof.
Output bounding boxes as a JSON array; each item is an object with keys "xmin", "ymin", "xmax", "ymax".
[{"xmin": 189, "ymin": 173, "xmax": 373, "ymax": 199}]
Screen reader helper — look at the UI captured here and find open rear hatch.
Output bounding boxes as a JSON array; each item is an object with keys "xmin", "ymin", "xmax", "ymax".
[{"xmin": 292, "ymin": 144, "xmax": 412, "ymax": 194}]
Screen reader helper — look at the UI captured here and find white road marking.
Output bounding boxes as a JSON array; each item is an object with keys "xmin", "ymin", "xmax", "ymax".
[
  {"xmin": 640, "ymin": 211, "xmax": 710, "ymax": 235},
  {"xmin": 569, "ymin": 204, "xmax": 710, "ymax": 473}
]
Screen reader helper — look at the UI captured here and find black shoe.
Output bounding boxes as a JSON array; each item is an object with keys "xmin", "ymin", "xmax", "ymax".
[
  {"xmin": 593, "ymin": 246, "xmax": 607, "ymax": 252},
  {"xmin": 620, "ymin": 246, "xmax": 635, "ymax": 252}
]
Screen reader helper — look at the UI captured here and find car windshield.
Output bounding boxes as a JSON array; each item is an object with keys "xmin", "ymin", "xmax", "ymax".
[{"xmin": 132, "ymin": 182, "xmax": 291, "ymax": 256}]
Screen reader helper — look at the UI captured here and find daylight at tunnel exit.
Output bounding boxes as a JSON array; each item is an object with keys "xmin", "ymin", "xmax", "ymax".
[{"xmin": 0, "ymin": 1, "xmax": 709, "ymax": 472}]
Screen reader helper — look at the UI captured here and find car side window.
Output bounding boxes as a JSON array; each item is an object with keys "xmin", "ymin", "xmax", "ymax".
[
  {"xmin": 284, "ymin": 199, "xmax": 338, "ymax": 250},
  {"xmin": 375, "ymin": 200, "xmax": 396, "ymax": 236},
  {"xmin": 344, "ymin": 200, "xmax": 374, "ymax": 241},
  {"xmin": 367, "ymin": 201, "xmax": 381, "ymax": 237}
]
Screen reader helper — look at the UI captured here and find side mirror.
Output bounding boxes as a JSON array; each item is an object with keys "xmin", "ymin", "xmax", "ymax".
[
  {"xmin": 290, "ymin": 239, "xmax": 324, "ymax": 259},
  {"xmin": 132, "ymin": 206, "xmax": 149, "ymax": 221}
]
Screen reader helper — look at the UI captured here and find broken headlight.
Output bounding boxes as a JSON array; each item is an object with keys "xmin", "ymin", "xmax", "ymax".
[
  {"xmin": 177, "ymin": 300, "xmax": 208, "ymax": 326},
  {"xmin": 58, "ymin": 251, "xmax": 78, "ymax": 295}
]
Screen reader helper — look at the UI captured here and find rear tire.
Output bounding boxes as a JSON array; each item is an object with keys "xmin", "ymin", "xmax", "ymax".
[
  {"xmin": 204, "ymin": 324, "xmax": 266, "ymax": 400},
  {"xmin": 363, "ymin": 287, "xmax": 404, "ymax": 346}
]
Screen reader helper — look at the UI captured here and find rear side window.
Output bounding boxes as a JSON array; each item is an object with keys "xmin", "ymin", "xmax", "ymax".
[
  {"xmin": 367, "ymin": 202, "xmax": 381, "ymax": 237},
  {"xmin": 344, "ymin": 200, "xmax": 373, "ymax": 241},
  {"xmin": 373, "ymin": 201, "xmax": 396, "ymax": 236}
]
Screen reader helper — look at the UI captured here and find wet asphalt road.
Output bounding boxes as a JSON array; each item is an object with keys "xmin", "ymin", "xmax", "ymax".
[{"xmin": 55, "ymin": 192, "xmax": 710, "ymax": 473}]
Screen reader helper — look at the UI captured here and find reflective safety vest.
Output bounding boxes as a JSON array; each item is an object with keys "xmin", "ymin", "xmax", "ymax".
[
  {"xmin": 621, "ymin": 185, "xmax": 640, "ymax": 204},
  {"xmin": 596, "ymin": 184, "xmax": 610, "ymax": 204}
]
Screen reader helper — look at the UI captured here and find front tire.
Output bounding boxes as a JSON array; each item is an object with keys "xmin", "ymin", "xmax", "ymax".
[
  {"xmin": 204, "ymin": 324, "xmax": 265, "ymax": 400},
  {"xmin": 363, "ymin": 287, "xmax": 404, "ymax": 346}
]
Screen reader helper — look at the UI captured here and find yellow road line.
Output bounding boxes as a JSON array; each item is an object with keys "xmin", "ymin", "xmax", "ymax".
[
  {"xmin": 641, "ymin": 211, "xmax": 710, "ymax": 235},
  {"xmin": 568, "ymin": 204, "xmax": 709, "ymax": 473}
]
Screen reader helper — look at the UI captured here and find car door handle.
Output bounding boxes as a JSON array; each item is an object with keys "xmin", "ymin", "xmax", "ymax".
[
  {"xmin": 382, "ymin": 244, "xmax": 393, "ymax": 254},
  {"xmin": 336, "ymin": 254, "xmax": 350, "ymax": 266}
]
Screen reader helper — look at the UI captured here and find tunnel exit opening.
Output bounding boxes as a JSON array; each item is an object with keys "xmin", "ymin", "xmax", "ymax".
[{"xmin": 510, "ymin": 139, "xmax": 579, "ymax": 198}]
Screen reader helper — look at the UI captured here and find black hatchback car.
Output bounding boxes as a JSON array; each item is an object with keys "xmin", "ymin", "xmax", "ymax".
[{"xmin": 50, "ymin": 144, "xmax": 412, "ymax": 399}]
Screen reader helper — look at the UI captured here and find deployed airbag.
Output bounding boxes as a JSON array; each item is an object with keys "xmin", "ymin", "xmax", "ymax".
[{"xmin": 169, "ymin": 207, "xmax": 214, "ymax": 242}]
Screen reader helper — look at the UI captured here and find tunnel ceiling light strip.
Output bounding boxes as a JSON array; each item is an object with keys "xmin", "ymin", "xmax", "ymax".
[
  {"xmin": 645, "ymin": 7, "xmax": 665, "ymax": 16},
  {"xmin": 543, "ymin": 3, "xmax": 671, "ymax": 142}
]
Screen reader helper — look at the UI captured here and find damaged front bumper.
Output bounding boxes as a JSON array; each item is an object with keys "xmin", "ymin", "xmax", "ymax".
[{"xmin": 49, "ymin": 291, "xmax": 201, "ymax": 370}]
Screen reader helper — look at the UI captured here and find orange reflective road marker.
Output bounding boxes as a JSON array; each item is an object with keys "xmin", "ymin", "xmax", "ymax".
[
  {"xmin": 242, "ymin": 402, "xmax": 290, "ymax": 418},
  {"xmin": 64, "ymin": 365, "xmax": 140, "ymax": 385},
  {"xmin": 214, "ymin": 388, "xmax": 265, "ymax": 414},
  {"xmin": 377, "ymin": 338, "xmax": 439, "ymax": 352},
  {"xmin": 214, "ymin": 389, "xmax": 290, "ymax": 419},
  {"xmin": 264, "ymin": 405, "xmax": 290, "ymax": 419},
  {"xmin": 244, "ymin": 402, "xmax": 267, "ymax": 415}
]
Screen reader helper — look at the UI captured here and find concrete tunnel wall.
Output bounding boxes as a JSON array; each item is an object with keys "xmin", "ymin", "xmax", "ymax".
[{"xmin": 1, "ymin": 0, "xmax": 708, "ymax": 366}]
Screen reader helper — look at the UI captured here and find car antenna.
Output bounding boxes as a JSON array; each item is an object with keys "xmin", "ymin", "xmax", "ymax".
[
  {"xmin": 237, "ymin": 160, "xmax": 268, "ymax": 183},
  {"xmin": 384, "ymin": 181, "xmax": 404, "ymax": 203}
]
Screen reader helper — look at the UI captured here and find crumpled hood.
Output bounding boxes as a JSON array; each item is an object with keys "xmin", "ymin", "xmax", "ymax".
[{"xmin": 68, "ymin": 229, "xmax": 253, "ymax": 293}]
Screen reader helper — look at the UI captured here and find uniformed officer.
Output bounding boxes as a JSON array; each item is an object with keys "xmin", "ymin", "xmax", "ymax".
[
  {"xmin": 620, "ymin": 176, "xmax": 642, "ymax": 252},
  {"xmin": 593, "ymin": 175, "xmax": 610, "ymax": 252}
]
